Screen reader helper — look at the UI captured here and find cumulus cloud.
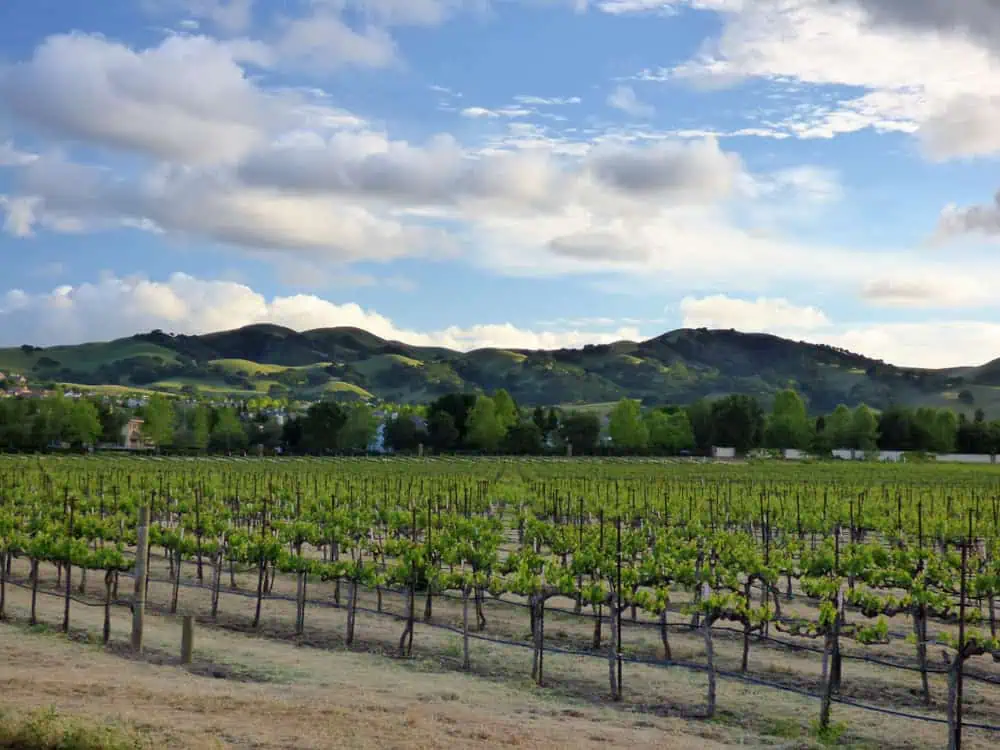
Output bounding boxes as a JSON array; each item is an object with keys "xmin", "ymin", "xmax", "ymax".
[
  {"xmin": 680, "ymin": 295, "xmax": 832, "ymax": 333},
  {"xmin": 273, "ymin": 11, "xmax": 397, "ymax": 71},
  {"xmin": 936, "ymin": 192, "xmax": 1000, "ymax": 240},
  {"xmin": 0, "ymin": 141, "xmax": 38, "ymax": 167},
  {"xmin": 166, "ymin": 0, "xmax": 255, "ymax": 33},
  {"xmin": 236, "ymin": 130, "xmax": 744, "ymax": 210},
  {"xmin": 667, "ymin": 0, "xmax": 1000, "ymax": 158},
  {"xmin": 0, "ymin": 273, "xmax": 641, "ymax": 350},
  {"xmin": 817, "ymin": 322, "xmax": 1000, "ymax": 369},
  {"xmin": 860, "ymin": 274, "xmax": 993, "ymax": 309},
  {"xmin": 606, "ymin": 85, "xmax": 654, "ymax": 118},
  {"xmin": 9, "ymin": 157, "xmax": 450, "ymax": 261},
  {"xmin": 822, "ymin": 0, "xmax": 1000, "ymax": 51},
  {"xmin": 678, "ymin": 293, "xmax": 1000, "ymax": 368},
  {"xmin": 0, "ymin": 33, "xmax": 276, "ymax": 165}
]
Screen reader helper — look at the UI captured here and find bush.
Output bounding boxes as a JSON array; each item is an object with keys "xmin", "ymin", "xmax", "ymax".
[{"xmin": 0, "ymin": 707, "xmax": 145, "ymax": 749}]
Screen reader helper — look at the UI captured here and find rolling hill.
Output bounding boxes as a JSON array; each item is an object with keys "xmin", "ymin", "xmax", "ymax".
[{"xmin": 2, "ymin": 324, "xmax": 998, "ymax": 415}]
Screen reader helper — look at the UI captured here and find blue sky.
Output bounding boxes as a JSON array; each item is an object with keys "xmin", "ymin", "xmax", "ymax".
[{"xmin": 2, "ymin": 0, "xmax": 1000, "ymax": 367}]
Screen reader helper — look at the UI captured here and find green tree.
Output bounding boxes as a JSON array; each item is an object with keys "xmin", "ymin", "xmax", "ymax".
[
  {"xmin": 467, "ymin": 396, "xmax": 504, "ymax": 452},
  {"xmin": 191, "ymin": 405, "xmax": 211, "ymax": 452},
  {"xmin": 826, "ymin": 404, "xmax": 853, "ymax": 448},
  {"xmin": 492, "ymin": 389, "xmax": 518, "ymax": 433},
  {"xmin": 502, "ymin": 422, "xmax": 543, "ymax": 454},
  {"xmin": 210, "ymin": 407, "xmax": 247, "ymax": 452},
  {"xmin": 65, "ymin": 399, "xmax": 101, "ymax": 448},
  {"xmin": 685, "ymin": 399, "xmax": 714, "ymax": 452},
  {"xmin": 385, "ymin": 415, "xmax": 425, "ymax": 452},
  {"xmin": 646, "ymin": 409, "xmax": 695, "ymax": 454},
  {"xmin": 849, "ymin": 404, "xmax": 879, "ymax": 453},
  {"xmin": 301, "ymin": 401, "xmax": 347, "ymax": 453},
  {"xmin": 710, "ymin": 395, "xmax": 765, "ymax": 454},
  {"xmin": 428, "ymin": 393, "xmax": 477, "ymax": 444},
  {"xmin": 97, "ymin": 403, "xmax": 128, "ymax": 444},
  {"xmin": 427, "ymin": 411, "xmax": 460, "ymax": 452},
  {"xmin": 339, "ymin": 403, "xmax": 377, "ymax": 452},
  {"xmin": 933, "ymin": 409, "xmax": 958, "ymax": 453},
  {"xmin": 764, "ymin": 389, "xmax": 812, "ymax": 450},
  {"xmin": 142, "ymin": 395, "xmax": 176, "ymax": 450},
  {"xmin": 558, "ymin": 412, "xmax": 600, "ymax": 455},
  {"xmin": 608, "ymin": 399, "xmax": 649, "ymax": 453}
]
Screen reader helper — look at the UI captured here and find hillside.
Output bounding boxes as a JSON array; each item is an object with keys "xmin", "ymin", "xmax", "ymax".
[{"xmin": 1, "ymin": 324, "xmax": 997, "ymax": 414}]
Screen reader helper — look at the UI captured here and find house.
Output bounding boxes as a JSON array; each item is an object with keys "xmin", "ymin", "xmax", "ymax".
[{"xmin": 121, "ymin": 418, "xmax": 152, "ymax": 450}]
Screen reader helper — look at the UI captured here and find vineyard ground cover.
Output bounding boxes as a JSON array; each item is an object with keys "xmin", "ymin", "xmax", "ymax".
[
  {"xmin": 4, "ymin": 550, "xmax": 1000, "ymax": 748},
  {"xmin": 9, "ymin": 455, "xmax": 1000, "ymax": 747},
  {"xmin": 2, "ymin": 584, "xmax": 769, "ymax": 750}
]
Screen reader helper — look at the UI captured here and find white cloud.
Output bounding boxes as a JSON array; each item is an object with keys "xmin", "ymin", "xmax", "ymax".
[
  {"xmin": 0, "ymin": 33, "xmax": 277, "ymax": 165},
  {"xmin": 0, "ymin": 196, "xmax": 41, "ymax": 237},
  {"xmin": 460, "ymin": 107, "xmax": 500, "ymax": 118},
  {"xmin": 817, "ymin": 322, "xmax": 1000, "ymax": 369},
  {"xmin": 0, "ymin": 141, "xmax": 38, "ymax": 167},
  {"xmin": 459, "ymin": 106, "xmax": 532, "ymax": 118},
  {"xmin": 9, "ymin": 157, "xmax": 450, "ymax": 261},
  {"xmin": 236, "ymin": 130, "xmax": 745, "ymax": 210},
  {"xmin": 0, "ymin": 273, "xmax": 641, "ymax": 351},
  {"xmin": 822, "ymin": 0, "xmax": 1000, "ymax": 53},
  {"xmin": 936, "ymin": 192, "xmax": 1000, "ymax": 241},
  {"xmin": 680, "ymin": 295, "xmax": 832, "ymax": 333},
  {"xmin": 606, "ymin": 85, "xmax": 654, "ymax": 117},
  {"xmin": 859, "ymin": 274, "xmax": 993, "ymax": 309},
  {"xmin": 145, "ymin": 0, "xmax": 255, "ymax": 33},
  {"xmin": 513, "ymin": 95, "xmax": 581, "ymax": 106},
  {"xmin": 273, "ymin": 11, "xmax": 397, "ymax": 71},
  {"xmin": 678, "ymin": 293, "xmax": 1000, "ymax": 367},
  {"xmin": 594, "ymin": 0, "xmax": 679, "ymax": 13},
  {"xmin": 667, "ymin": 0, "xmax": 1000, "ymax": 158}
]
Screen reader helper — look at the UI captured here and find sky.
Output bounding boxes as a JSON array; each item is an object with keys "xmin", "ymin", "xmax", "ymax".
[{"xmin": 2, "ymin": 0, "xmax": 1000, "ymax": 368}]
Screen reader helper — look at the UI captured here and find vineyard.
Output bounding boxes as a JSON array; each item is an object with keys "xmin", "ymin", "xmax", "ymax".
[{"xmin": 5, "ymin": 456, "xmax": 1000, "ymax": 748}]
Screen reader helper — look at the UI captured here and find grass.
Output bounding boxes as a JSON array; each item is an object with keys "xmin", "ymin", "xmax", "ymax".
[
  {"xmin": 351, "ymin": 354, "xmax": 425, "ymax": 377},
  {"xmin": 317, "ymin": 381, "xmax": 374, "ymax": 399},
  {"xmin": 208, "ymin": 359, "xmax": 292, "ymax": 376},
  {"xmin": 208, "ymin": 359, "xmax": 334, "ymax": 376},
  {"xmin": 0, "ymin": 340, "xmax": 180, "ymax": 375},
  {"xmin": 0, "ymin": 708, "xmax": 146, "ymax": 750}
]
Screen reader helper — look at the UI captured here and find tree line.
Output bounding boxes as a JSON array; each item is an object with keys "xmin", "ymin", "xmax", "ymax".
[{"xmin": 2, "ymin": 388, "xmax": 999, "ymax": 456}]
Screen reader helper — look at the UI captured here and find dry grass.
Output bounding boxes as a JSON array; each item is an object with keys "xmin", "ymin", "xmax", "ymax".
[{"xmin": 3, "ymin": 552, "xmax": 1000, "ymax": 748}]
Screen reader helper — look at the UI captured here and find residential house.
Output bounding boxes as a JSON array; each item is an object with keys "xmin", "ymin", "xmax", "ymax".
[{"xmin": 121, "ymin": 418, "xmax": 152, "ymax": 450}]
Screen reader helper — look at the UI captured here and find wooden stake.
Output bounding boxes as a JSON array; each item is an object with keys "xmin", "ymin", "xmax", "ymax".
[{"xmin": 131, "ymin": 505, "xmax": 150, "ymax": 654}]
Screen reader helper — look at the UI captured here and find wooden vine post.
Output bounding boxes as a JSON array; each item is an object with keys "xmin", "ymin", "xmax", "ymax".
[
  {"xmin": 131, "ymin": 504, "xmax": 150, "ymax": 654},
  {"xmin": 181, "ymin": 615, "xmax": 195, "ymax": 664}
]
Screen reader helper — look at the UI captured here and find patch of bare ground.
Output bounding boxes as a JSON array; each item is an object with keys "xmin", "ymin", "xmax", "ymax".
[{"xmin": 3, "ymin": 553, "xmax": 1000, "ymax": 748}]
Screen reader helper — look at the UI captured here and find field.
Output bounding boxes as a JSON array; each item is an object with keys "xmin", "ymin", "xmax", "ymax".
[{"xmin": 4, "ymin": 456, "xmax": 1000, "ymax": 748}]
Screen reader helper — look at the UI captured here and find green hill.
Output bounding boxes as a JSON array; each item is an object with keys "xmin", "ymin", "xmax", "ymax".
[{"xmin": 2, "ymin": 325, "xmax": 996, "ymax": 414}]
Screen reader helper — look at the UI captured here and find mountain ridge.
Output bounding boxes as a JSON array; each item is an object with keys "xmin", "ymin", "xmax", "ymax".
[{"xmin": 1, "ymin": 325, "xmax": 996, "ymax": 415}]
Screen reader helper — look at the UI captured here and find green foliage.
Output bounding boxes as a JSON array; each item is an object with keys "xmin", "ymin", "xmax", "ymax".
[
  {"xmin": 0, "ymin": 708, "xmax": 145, "ymax": 750},
  {"xmin": 809, "ymin": 719, "xmax": 848, "ymax": 746},
  {"xmin": 710, "ymin": 394, "xmax": 765, "ymax": 453},
  {"xmin": 141, "ymin": 395, "xmax": 176, "ymax": 448},
  {"xmin": 765, "ymin": 389, "xmax": 813, "ymax": 450},
  {"xmin": 467, "ymin": 395, "xmax": 505, "ymax": 452},
  {"xmin": 558, "ymin": 412, "xmax": 600, "ymax": 454},
  {"xmin": 338, "ymin": 403, "xmax": 378, "ymax": 451},
  {"xmin": 608, "ymin": 399, "xmax": 648, "ymax": 452},
  {"xmin": 210, "ymin": 407, "xmax": 247, "ymax": 452},
  {"xmin": 645, "ymin": 408, "xmax": 695, "ymax": 453}
]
